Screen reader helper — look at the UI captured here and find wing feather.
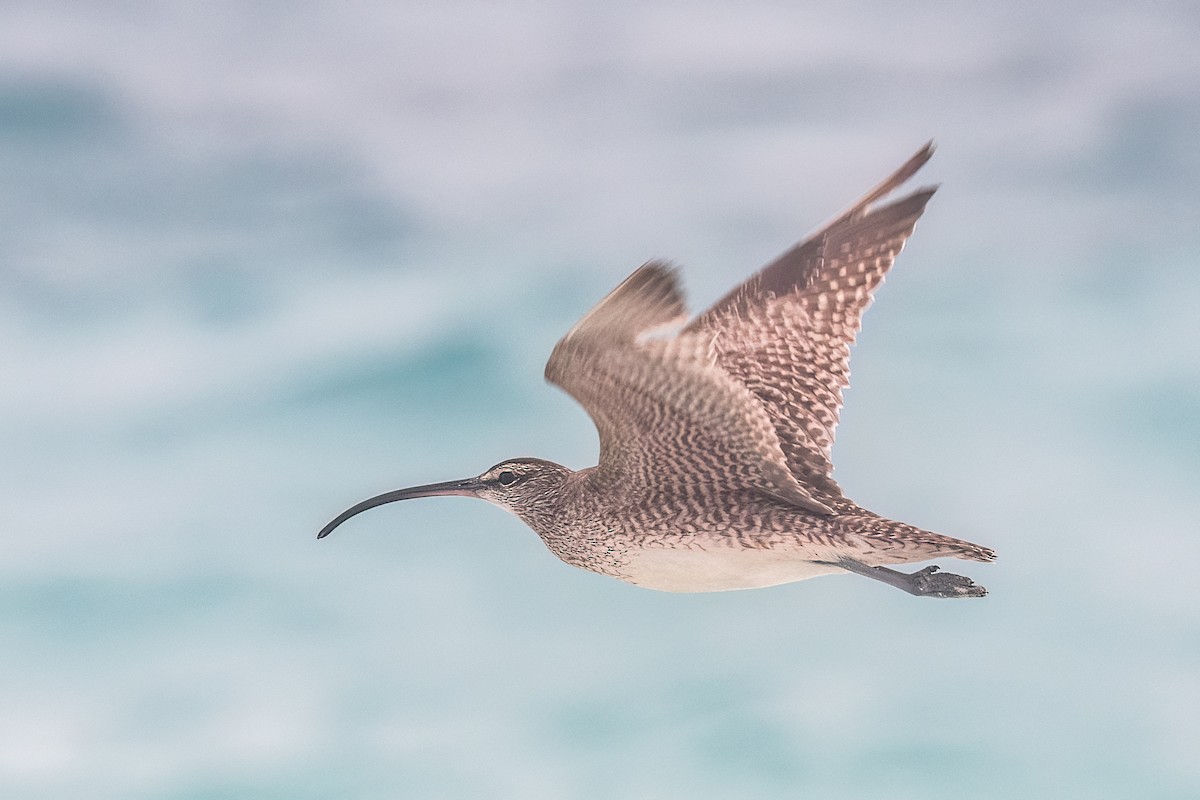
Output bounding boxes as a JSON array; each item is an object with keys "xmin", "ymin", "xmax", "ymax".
[
  {"xmin": 687, "ymin": 146, "xmax": 938, "ymax": 500},
  {"xmin": 545, "ymin": 262, "xmax": 833, "ymax": 515}
]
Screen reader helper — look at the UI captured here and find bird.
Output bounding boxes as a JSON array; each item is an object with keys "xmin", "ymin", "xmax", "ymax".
[{"xmin": 319, "ymin": 143, "xmax": 996, "ymax": 598}]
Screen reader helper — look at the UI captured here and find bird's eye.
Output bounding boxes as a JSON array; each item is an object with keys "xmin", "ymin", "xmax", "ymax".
[{"xmin": 497, "ymin": 470, "xmax": 518, "ymax": 487}]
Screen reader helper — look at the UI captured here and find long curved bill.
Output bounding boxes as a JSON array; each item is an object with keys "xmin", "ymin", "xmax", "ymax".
[{"xmin": 317, "ymin": 477, "xmax": 483, "ymax": 539}]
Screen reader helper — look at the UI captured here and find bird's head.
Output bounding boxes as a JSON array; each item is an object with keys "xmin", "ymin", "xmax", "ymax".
[{"xmin": 317, "ymin": 457, "xmax": 574, "ymax": 539}]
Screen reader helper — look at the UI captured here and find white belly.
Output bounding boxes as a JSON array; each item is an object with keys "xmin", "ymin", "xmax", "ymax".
[{"xmin": 618, "ymin": 546, "xmax": 845, "ymax": 593}]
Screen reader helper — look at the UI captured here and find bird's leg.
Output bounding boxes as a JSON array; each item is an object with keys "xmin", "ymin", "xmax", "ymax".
[{"xmin": 836, "ymin": 559, "xmax": 987, "ymax": 598}]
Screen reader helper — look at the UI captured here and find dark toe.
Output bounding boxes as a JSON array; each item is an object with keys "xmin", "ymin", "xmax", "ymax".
[{"xmin": 915, "ymin": 570, "xmax": 987, "ymax": 598}]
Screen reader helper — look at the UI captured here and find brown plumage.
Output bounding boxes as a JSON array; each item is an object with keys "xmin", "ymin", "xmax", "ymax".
[{"xmin": 320, "ymin": 143, "xmax": 996, "ymax": 598}]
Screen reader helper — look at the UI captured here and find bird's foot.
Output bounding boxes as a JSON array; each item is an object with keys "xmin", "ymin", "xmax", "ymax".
[
  {"xmin": 906, "ymin": 565, "xmax": 987, "ymax": 598},
  {"xmin": 837, "ymin": 559, "xmax": 988, "ymax": 598}
]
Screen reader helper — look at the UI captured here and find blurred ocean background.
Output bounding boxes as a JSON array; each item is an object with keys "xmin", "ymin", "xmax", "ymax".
[{"xmin": 2, "ymin": 1, "xmax": 1198, "ymax": 798}]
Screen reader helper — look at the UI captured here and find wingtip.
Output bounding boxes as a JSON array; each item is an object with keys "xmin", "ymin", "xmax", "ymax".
[
  {"xmin": 556, "ymin": 259, "xmax": 689, "ymax": 347},
  {"xmin": 828, "ymin": 141, "xmax": 938, "ymax": 228},
  {"xmin": 908, "ymin": 140, "xmax": 936, "ymax": 172}
]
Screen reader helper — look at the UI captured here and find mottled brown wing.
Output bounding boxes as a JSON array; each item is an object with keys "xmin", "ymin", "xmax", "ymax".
[
  {"xmin": 685, "ymin": 146, "xmax": 937, "ymax": 501},
  {"xmin": 545, "ymin": 261, "xmax": 833, "ymax": 514}
]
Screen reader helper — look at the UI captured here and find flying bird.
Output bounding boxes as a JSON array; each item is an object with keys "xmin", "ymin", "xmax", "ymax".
[{"xmin": 320, "ymin": 143, "xmax": 996, "ymax": 598}]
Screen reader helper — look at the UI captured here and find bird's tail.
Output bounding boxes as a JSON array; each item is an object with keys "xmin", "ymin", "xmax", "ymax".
[{"xmin": 838, "ymin": 515, "xmax": 997, "ymax": 565}]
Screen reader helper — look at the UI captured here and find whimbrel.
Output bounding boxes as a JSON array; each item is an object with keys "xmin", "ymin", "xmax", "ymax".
[{"xmin": 320, "ymin": 144, "xmax": 996, "ymax": 598}]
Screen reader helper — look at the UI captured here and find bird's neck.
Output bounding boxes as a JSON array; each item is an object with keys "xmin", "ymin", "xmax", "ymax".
[{"xmin": 512, "ymin": 467, "xmax": 615, "ymax": 538}]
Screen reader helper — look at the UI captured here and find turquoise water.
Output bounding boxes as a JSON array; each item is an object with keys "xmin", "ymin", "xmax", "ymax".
[{"xmin": 2, "ymin": 2, "xmax": 1198, "ymax": 798}]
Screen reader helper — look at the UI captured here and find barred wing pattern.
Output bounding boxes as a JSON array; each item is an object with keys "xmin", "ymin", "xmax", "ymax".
[
  {"xmin": 545, "ymin": 262, "xmax": 833, "ymax": 515},
  {"xmin": 687, "ymin": 145, "xmax": 937, "ymax": 502}
]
